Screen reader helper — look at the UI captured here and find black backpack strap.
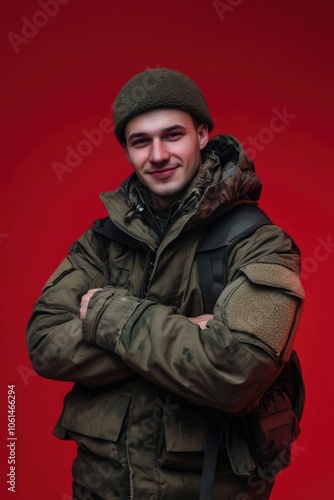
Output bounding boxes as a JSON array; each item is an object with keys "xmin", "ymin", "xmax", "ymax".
[
  {"xmin": 199, "ymin": 417, "xmax": 222, "ymax": 500},
  {"xmin": 197, "ymin": 204, "xmax": 272, "ymax": 314},
  {"xmin": 93, "ymin": 217, "xmax": 140, "ymax": 249},
  {"xmin": 198, "ymin": 204, "xmax": 272, "ymax": 500}
]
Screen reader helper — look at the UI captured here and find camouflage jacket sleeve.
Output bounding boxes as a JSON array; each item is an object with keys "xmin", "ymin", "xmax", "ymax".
[
  {"xmin": 81, "ymin": 225, "xmax": 305, "ymax": 412},
  {"xmin": 26, "ymin": 228, "xmax": 133, "ymax": 388}
]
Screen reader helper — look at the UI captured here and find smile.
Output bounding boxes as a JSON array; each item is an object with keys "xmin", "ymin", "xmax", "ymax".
[{"xmin": 148, "ymin": 167, "xmax": 178, "ymax": 179}]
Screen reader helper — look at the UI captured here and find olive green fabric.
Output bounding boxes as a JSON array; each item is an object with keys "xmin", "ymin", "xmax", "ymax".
[
  {"xmin": 113, "ymin": 68, "xmax": 214, "ymax": 143},
  {"xmin": 220, "ymin": 263, "xmax": 304, "ymax": 360},
  {"xmin": 26, "ymin": 134, "xmax": 304, "ymax": 499}
]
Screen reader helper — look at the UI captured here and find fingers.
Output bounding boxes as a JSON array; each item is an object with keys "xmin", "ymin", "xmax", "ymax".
[
  {"xmin": 188, "ymin": 314, "xmax": 214, "ymax": 330},
  {"xmin": 79, "ymin": 288, "xmax": 103, "ymax": 320}
]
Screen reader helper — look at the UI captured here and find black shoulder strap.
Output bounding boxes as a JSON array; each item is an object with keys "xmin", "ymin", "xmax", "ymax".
[
  {"xmin": 93, "ymin": 217, "xmax": 140, "ymax": 249},
  {"xmin": 198, "ymin": 204, "xmax": 271, "ymax": 500},
  {"xmin": 197, "ymin": 204, "xmax": 272, "ymax": 314}
]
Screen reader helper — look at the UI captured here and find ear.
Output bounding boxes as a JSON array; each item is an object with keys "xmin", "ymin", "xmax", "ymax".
[{"xmin": 197, "ymin": 123, "xmax": 209, "ymax": 150}]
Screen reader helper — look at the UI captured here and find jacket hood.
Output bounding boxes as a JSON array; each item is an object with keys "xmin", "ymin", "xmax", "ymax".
[{"xmin": 195, "ymin": 134, "xmax": 262, "ymax": 221}]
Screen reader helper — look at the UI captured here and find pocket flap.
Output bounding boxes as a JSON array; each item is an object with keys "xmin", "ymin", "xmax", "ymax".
[
  {"xmin": 164, "ymin": 405, "xmax": 207, "ymax": 452},
  {"xmin": 240, "ymin": 263, "xmax": 305, "ymax": 298},
  {"xmin": 60, "ymin": 384, "xmax": 131, "ymax": 442}
]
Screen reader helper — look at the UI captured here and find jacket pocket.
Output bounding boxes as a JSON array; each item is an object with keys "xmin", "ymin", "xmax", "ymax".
[
  {"xmin": 54, "ymin": 384, "xmax": 131, "ymax": 462},
  {"xmin": 157, "ymin": 401, "xmax": 208, "ymax": 471},
  {"xmin": 245, "ymin": 382, "xmax": 301, "ymax": 480}
]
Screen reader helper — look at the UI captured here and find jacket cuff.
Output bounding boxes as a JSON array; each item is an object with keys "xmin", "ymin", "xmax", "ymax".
[
  {"xmin": 82, "ymin": 288, "xmax": 142, "ymax": 351},
  {"xmin": 81, "ymin": 289, "xmax": 112, "ymax": 343}
]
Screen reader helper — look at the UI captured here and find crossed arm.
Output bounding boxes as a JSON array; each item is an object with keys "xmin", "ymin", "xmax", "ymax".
[
  {"xmin": 79, "ymin": 287, "xmax": 213, "ymax": 329},
  {"xmin": 27, "ymin": 225, "xmax": 303, "ymax": 412}
]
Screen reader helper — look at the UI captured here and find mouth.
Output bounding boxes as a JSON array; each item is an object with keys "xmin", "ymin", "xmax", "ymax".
[{"xmin": 148, "ymin": 166, "xmax": 179, "ymax": 180}]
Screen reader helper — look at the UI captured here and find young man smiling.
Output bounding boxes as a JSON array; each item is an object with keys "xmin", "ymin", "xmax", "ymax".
[
  {"xmin": 124, "ymin": 109, "xmax": 209, "ymax": 208},
  {"xmin": 27, "ymin": 68, "xmax": 304, "ymax": 499}
]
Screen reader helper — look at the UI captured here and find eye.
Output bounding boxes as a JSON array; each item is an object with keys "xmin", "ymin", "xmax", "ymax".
[
  {"xmin": 132, "ymin": 138, "xmax": 150, "ymax": 147},
  {"xmin": 165, "ymin": 132, "xmax": 182, "ymax": 140}
]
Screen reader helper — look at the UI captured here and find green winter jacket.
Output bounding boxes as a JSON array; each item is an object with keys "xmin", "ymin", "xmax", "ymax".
[{"xmin": 26, "ymin": 135, "xmax": 304, "ymax": 499}]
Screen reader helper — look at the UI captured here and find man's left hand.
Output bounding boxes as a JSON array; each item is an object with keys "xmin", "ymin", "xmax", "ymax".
[{"xmin": 188, "ymin": 314, "xmax": 214, "ymax": 330}]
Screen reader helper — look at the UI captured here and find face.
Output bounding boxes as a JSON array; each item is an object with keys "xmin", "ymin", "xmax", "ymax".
[{"xmin": 124, "ymin": 109, "xmax": 209, "ymax": 208}]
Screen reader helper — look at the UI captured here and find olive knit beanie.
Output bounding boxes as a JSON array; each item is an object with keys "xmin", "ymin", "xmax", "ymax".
[{"xmin": 113, "ymin": 68, "xmax": 214, "ymax": 144}]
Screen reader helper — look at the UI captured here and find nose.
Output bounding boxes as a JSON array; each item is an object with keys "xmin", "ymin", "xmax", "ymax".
[{"xmin": 149, "ymin": 139, "xmax": 170, "ymax": 164}]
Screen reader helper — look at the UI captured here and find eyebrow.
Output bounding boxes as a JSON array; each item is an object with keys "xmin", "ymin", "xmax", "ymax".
[{"xmin": 128, "ymin": 124, "xmax": 187, "ymax": 142}]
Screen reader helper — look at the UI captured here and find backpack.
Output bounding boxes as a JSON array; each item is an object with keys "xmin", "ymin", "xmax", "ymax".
[{"xmin": 197, "ymin": 204, "xmax": 305, "ymax": 499}]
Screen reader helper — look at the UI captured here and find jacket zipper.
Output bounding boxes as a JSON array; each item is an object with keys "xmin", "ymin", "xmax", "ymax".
[
  {"xmin": 128, "ymin": 196, "xmax": 162, "ymax": 298},
  {"xmin": 126, "ymin": 378, "xmax": 140, "ymax": 500},
  {"xmin": 113, "ymin": 194, "xmax": 198, "ymax": 298},
  {"xmin": 143, "ymin": 251, "xmax": 156, "ymax": 297}
]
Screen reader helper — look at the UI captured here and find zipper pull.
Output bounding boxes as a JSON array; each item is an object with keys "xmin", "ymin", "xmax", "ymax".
[
  {"xmin": 135, "ymin": 203, "xmax": 145, "ymax": 214},
  {"xmin": 124, "ymin": 204, "xmax": 144, "ymax": 222}
]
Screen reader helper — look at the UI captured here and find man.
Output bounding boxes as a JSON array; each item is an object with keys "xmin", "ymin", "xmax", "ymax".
[{"xmin": 26, "ymin": 68, "xmax": 304, "ymax": 499}]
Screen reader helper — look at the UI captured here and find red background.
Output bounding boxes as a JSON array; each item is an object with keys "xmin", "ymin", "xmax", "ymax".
[{"xmin": 1, "ymin": 0, "xmax": 333, "ymax": 498}]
